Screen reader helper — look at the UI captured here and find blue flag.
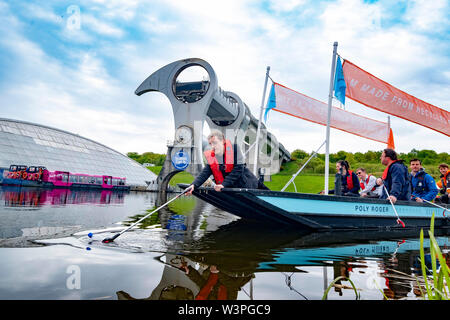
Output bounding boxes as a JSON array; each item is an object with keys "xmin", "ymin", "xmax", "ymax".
[
  {"xmin": 263, "ymin": 83, "xmax": 276, "ymax": 122},
  {"xmin": 334, "ymin": 56, "xmax": 346, "ymax": 105}
]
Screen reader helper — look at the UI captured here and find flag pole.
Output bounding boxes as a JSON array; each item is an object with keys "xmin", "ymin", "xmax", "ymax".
[
  {"xmin": 324, "ymin": 42, "xmax": 338, "ymax": 195},
  {"xmin": 253, "ymin": 66, "xmax": 271, "ymax": 176},
  {"xmin": 387, "ymin": 115, "xmax": 391, "ymax": 142}
]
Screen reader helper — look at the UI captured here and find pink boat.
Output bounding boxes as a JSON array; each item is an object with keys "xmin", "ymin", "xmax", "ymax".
[
  {"xmin": 1, "ymin": 187, "xmax": 126, "ymax": 207},
  {"xmin": 1, "ymin": 165, "xmax": 129, "ymax": 190}
]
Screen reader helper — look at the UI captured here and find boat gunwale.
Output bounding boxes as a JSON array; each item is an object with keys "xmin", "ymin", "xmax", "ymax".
[
  {"xmin": 180, "ymin": 184, "xmax": 450, "ymax": 229},
  {"xmin": 203, "ymin": 187, "xmax": 446, "ymax": 210}
]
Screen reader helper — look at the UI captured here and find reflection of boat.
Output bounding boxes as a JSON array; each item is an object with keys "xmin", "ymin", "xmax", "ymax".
[
  {"xmin": 258, "ymin": 234, "xmax": 450, "ymax": 270},
  {"xmin": 0, "ymin": 186, "xmax": 127, "ymax": 207},
  {"xmin": 179, "ymin": 184, "xmax": 450, "ymax": 230},
  {"xmin": 0, "ymin": 165, "xmax": 129, "ymax": 190},
  {"xmin": 183, "ymin": 219, "xmax": 450, "ymax": 273}
]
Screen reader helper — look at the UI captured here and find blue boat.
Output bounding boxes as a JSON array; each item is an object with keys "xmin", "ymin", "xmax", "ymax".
[{"xmin": 180, "ymin": 184, "xmax": 450, "ymax": 230}]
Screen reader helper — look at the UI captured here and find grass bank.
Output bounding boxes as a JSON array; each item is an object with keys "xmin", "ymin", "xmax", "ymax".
[
  {"xmin": 265, "ymin": 174, "xmax": 333, "ymax": 193},
  {"xmin": 147, "ymin": 166, "xmax": 194, "ymax": 187},
  {"xmin": 147, "ymin": 165, "xmax": 332, "ymax": 192}
]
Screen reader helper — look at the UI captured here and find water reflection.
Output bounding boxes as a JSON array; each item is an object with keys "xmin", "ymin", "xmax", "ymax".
[
  {"xmin": 117, "ymin": 254, "xmax": 254, "ymax": 300},
  {"xmin": 1, "ymin": 186, "xmax": 449, "ymax": 300},
  {"xmin": 0, "ymin": 186, "xmax": 149, "ymax": 243},
  {"xmin": 1, "ymin": 186, "xmax": 127, "ymax": 207},
  {"xmin": 115, "ymin": 218, "xmax": 450, "ymax": 300}
]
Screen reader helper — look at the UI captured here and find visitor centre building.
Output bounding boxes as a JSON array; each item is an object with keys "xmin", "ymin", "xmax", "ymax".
[{"xmin": 0, "ymin": 118, "xmax": 157, "ymax": 189}]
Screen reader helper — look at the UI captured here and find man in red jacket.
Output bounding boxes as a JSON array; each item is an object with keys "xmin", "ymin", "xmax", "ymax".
[
  {"xmin": 376, "ymin": 148, "xmax": 411, "ymax": 204},
  {"xmin": 186, "ymin": 130, "xmax": 267, "ymax": 195}
]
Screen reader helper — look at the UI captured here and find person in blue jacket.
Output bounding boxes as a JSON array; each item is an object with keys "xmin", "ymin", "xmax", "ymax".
[
  {"xmin": 409, "ymin": 158, "xmax": 438, "ymax": 202},
  {"xmin": 376, "ymin": 149, "xmax": 411, "ymax": 203}
]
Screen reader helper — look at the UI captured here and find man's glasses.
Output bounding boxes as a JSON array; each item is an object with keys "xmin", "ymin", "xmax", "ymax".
[{"xmin": 356, "ymin": 171, "xmax": 362, "ymax": 175}]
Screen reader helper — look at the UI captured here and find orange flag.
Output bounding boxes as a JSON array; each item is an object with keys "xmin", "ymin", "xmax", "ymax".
[
  {"xmin": 387, "ymin": 128, "xmax": 395, "ymax": 150},
  {"xmin": 269, "ymin": 82, "xmax": 391, "ymax": 144},
  {"xmin": 342, "ymin": 59, "xmax": 450, "ymax": 137}
]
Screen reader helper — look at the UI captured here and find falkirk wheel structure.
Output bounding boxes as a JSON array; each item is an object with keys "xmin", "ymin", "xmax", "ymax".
[{"xmin": 135, "ymin": 58, "xmax": 291, "ymax": 199}]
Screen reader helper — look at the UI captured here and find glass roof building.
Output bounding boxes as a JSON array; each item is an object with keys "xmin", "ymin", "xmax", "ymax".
[{"xmin": 0, "ymin": 118, "xmax": 157, "ymax": 188}]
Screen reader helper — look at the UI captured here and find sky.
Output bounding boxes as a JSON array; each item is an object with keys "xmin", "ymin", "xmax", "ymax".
[{"xmin": 0, "ymin": 0, "xmax": 449, "ymax": 156}]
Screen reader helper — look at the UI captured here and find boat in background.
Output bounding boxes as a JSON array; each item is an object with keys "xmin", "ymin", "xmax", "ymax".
[
  {"xmin": 0, "ymin": 186, "xmax": 127, "ymax": 207},
  {"xmin": 0, "ymin": 164, "xmax": 130, "ymax": 190},
  {"xmin": 179, "ymin": 184, "xmax": 450, "ymax": 231}
]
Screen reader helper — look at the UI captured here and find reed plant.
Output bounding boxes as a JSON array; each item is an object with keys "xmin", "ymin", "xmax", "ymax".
[
  {"xmin": 322, "ymin": 213, "xmax": 450, "ymax": 300},
  {"xmin": 418, "ymin": 213, "xmax": 450, "ymax": 300},
  {"xmin": 322, "ymin": 276, "xmax": 360, "ymax": 300}
]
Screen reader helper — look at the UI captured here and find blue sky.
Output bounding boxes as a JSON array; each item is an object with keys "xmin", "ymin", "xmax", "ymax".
[{"xmin": 0, "ymin": 0, "xmax": 449, "ymax": 156}]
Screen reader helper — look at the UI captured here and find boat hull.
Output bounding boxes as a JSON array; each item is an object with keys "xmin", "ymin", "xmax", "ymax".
[{"xmin": 185, "ymin": 185, "xmax": 450, "ymax": 231}]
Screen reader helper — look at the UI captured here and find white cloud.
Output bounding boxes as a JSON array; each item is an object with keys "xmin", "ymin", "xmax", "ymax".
[
  {"xmin": 0, "ymin": 1, "xmax": 170, "ymax": 154},
  {"xmin": 405, "ymin": 0, "xmax": 449, "ymax": 33},
  {"xmin": 80, "ymin": 13, "xmax": 125, "ymax": 38},
  {"xmin": 86, "ymin": 0, "xmax": 140, "ymax": 21},
  {"xmin": 267, "ymin": 0, "xmax": 308, "ymax": 13},
  {"xmin": 0, "ymin": 0, "xmax": 448, "ymax": 157},
  {"xmin": 23, "ymin": 3, "xmax": 63, "ymax": 24}
]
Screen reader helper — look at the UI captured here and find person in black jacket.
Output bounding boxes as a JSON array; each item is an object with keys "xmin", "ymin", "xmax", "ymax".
[
  {"xmin": 321, "ymin": 160, "xmax": 360, "ymax": 197},
  {"xmin": 185, "ymin": 130, "xmax": 268, "ymax": 195},
  {"xmin": 376, "ymin": 148, "xmax": 411, "ymax": 203}
]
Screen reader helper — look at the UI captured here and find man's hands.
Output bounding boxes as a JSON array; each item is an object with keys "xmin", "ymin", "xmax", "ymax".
[
  {"xmin": 387, "ymin": 195, "xmax": 397, "ymax": 204},
  {"xmin": 185, "ymin": 183, "xmax": 224, "ymax": 195},
  {"xmin": 377, "ymin": 179, "xmax": 397, "ymax": 203},
  {"xmin": 185, "ymin": 184, "xmax": 194, "ymax": 196}
]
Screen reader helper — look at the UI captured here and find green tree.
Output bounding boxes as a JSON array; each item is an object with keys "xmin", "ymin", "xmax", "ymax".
[
  {"xmin": 140, "ymin": 152, "xmax": 165, "ymax": 166},
  {"xmin": 127, "ymin": 152, "xmax": 140, "ymax": 162},
  {"xmin": 291, "ymin": 149, "xmax": 309, "ymax": 161},
  {"xmin": 354, "ymin": 152, "xmax": 365, "ymax": 162},
  {"xmin": 437, "ymin": 153, "xmax": 450, "ymax": 165},
  {"xmin": 336, "ymin": 150, "xmax": 348, "ymax": 161},
  {"xmin": 127, "ymin": 151, "xmax": 166, "ymax": 165}
]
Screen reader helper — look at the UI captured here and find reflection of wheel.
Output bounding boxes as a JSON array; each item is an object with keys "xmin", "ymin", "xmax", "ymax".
[
  {"xmin": 169, "ymin": 256, "xmax": 185, "ymax": 268},
  {"xmin": 160, "ymin": 285, "xmax": 194, "ymax": 300}
]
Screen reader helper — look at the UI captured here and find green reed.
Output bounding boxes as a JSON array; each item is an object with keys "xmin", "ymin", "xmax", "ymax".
[
  {"xmin": 418, "ymin": 213, "xmax": 450, "ymax": 300},
  {"xmin": 322, "ymin": 213, "xmax": 449, "ymax": 300},
  {"xmin": 322, "ymin": 276, "xmax": 360, "ymax": 300}
]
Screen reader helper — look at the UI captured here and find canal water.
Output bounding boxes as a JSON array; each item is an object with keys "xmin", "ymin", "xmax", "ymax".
[{"xmin": 0, "ymin": 186, "xmax": 448, "ymax": 300}]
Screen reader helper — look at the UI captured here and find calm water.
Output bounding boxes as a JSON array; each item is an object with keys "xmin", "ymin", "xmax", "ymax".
[{"xmin": 0, "ymin": 186, "xmax": 449, "ymax": 300}]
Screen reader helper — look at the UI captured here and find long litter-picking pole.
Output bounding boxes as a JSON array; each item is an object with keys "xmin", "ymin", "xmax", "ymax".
[
  {"xmin": 383, "ymin": 185, "xmax": 405, "ymax": 228},
  {"xmin": 420, "ymin": 198, "xmax": 449, "ymax": 215},
  {"xmin": 102, "ymin": 188, "xmax": 189, "ymax": 243}
]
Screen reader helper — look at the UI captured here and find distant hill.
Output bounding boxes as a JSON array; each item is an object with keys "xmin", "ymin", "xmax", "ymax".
[
  {"xmin": 127, "ymin": 151, "xmax": 165, "ymax": 166},
  {"xmin": 287, "ymin": 148, "xmax": 449, "ymax": 178},
  {"xmin": 127, "ymin": 148, "xmax": 450, "ymax": 180}
]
